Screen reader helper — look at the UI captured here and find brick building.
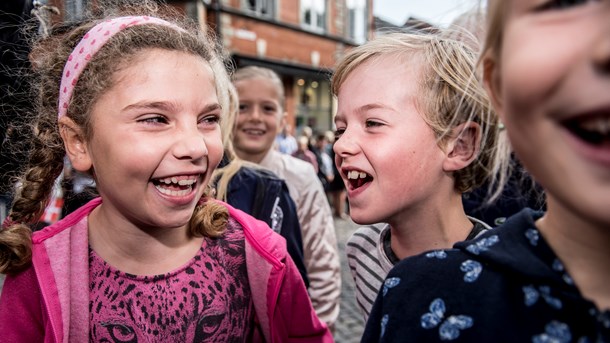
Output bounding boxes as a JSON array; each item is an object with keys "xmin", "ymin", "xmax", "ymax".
[
  {"xmin": 53, "ymin": 0, "xmax": 374, "ymax": 134},
  {"xmin": 188, "ymin": 0, "xmax": 373, "ymax": 134}
]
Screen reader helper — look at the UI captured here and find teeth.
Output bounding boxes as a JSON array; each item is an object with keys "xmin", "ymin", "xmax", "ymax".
[
  {"xmin": 245, "ymin": 129, "xmax": 264, "ymax": 135},
  {"xmin": 154, "ymin": 185, "xmax": 192, "ymax": 196},
  {"xmin": 156, "ymin": 176, "xmax": 197, "ymax": 186},
  {"xmin": 579, "ymin": 117, "xmax": 610, "ymax": 135},
  {"xmin": 347, "ymin": 170, "xmax": 368, "ymax": 179},
  {"xmin": 178, "ymin": 179, "xmax": 195, "ymax": 186}
]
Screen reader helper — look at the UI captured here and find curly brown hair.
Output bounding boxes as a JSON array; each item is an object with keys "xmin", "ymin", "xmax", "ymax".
[{"xmin": 0, "ymin": 0, "xmax": 231, "ymax": 275}]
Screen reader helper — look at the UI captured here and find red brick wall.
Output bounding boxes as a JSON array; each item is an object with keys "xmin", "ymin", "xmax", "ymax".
[{"xmin": 225, "ymin": 16, "xmax": 342, "ymax": 69}]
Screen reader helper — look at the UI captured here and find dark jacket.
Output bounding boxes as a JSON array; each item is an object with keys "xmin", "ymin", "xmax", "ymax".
[{"xmin": 363, "ymin": 209, "xmax": 609, "ymax": 342}]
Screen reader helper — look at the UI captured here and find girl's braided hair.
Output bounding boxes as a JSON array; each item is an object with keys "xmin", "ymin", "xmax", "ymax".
[{"xmin": 0, "ymin": 0, "xmax": 231, "ymax": 275}]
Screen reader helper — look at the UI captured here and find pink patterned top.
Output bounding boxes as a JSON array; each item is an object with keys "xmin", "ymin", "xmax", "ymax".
[{"xmin": 89, "ymin": 218, "xmax": 254, "ymax": 342}]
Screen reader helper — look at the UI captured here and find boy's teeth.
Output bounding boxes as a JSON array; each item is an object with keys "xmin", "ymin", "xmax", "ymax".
[{"xmin": 347, "ymin": 170, "xmax": 368, "ymax": 179}]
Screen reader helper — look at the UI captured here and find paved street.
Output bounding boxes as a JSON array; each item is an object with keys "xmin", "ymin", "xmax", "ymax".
[
  {"xmin": 0, "ymin": 216, "xmax": 366, "ymax": 342},
  {"xmin": 334, "ymin": 216, "xmax": 366, "ymax": 343}
]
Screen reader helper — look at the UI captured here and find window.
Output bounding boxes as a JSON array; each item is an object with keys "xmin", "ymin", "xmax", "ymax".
[
  {"xmin": 243, "ymin": 0, "xmax": 275, "ymax": 18},
  {"xmin": 301, "ymin": 0, "xmax": 327, "ymax": 32},
  {"xmin": 347, "ymin": 0, "xmax": 367, "ymax": 43}
]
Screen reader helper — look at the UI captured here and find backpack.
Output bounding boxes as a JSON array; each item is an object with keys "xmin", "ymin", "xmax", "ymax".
[{"xmin": 226, "ymin": 167, "xmax": 309, "ymax": 287}]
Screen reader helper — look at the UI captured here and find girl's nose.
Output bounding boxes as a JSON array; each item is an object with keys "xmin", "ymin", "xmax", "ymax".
[
  {"xmin": 593, "ymin": 12, "xmax": 610, "ymax": 74},
  {"xmin": 173, "ymin": 127, "xmax": 207, "ymax": 161}
]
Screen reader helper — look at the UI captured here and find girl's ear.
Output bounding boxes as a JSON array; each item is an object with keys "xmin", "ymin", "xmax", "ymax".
[
  {"xmin": 443, "ymin": 121, "xmax": 482, "ymax": 172},
  {"xmin": 483, "ymin": 55, "xmax": 504, "ymax": 122},
  {"xmin": 58, "ymin": 116, "xmax": 92, "ymax": 172}
]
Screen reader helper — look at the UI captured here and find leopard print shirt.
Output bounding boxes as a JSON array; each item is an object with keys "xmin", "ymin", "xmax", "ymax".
[{"xmin": 89, "ymin": 217, "xmax": 254, "ymax": 342}]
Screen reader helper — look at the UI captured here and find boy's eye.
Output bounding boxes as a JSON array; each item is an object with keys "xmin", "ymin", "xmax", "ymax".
[
  {"xmin": 334, "ymin": 128, "xmax": 345, "ymax": 140},
  {"xmin": 538, "ymin": 0, "xmax": 594, "ymax": 11},
  {"xmin": 365, "ymin": 120, "xmax": 383, "ymax": 128},
  {"xmin": 238, "ymin": 104, "xmax": 248, "ymax": 112},
  {"xmin": 263, "ymin": 105, "xmax": 277, "ymax": 113}
]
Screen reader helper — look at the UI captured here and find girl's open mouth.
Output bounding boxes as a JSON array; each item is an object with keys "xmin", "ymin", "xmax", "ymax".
[
  {"xmin": 152, "ymin": 175, "xmax": 198, "ymax": 197},
  {"xmin": 564, "ymin": 114, "xmax": 610, "ymax": 147}
]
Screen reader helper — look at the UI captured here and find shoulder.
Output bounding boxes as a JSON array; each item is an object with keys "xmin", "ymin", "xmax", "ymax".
[
  {"xmin": 31, "ymin": 197, "xmax": 101, "ymax": 244},
  {"xmin": 347, "ymin": 224, "xmax": 386, "ymax": 253},
  {"xmin": 267, "ymin": 151, "xmax": 318, "ymax": 181},
  {"xmin": 223, "ymin": 202, "xmax": 287, "ymax": 259}
]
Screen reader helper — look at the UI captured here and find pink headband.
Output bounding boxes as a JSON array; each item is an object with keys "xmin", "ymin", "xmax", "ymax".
[{"xmin": 57, "ymin": 16, "xmax": 181, "ymax": 119}]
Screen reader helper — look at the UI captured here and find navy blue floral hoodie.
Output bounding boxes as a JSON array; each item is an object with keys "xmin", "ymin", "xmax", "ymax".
[{"xmin": 362, "ymin": 209, "xmax": 610, "ymax": 342}]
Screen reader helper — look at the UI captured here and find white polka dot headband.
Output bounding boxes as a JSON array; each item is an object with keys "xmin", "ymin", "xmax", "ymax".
[{"xmin": 57, "ymin": 16, "xmax": 181, "ymax": 119}]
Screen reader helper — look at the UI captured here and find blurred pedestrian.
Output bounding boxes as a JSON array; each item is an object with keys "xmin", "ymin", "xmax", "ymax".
[
  {"xmin": 292, "ymin": 135, "xmax": 319, "ymax": 172},
  {"xmin": 275, "ymin": 123, "xmax": 298, "ymax": 154}
]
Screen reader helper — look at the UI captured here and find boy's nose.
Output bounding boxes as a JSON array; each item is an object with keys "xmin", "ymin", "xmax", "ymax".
[
  {"xmin": 333, "ymin": 132, "xmax": 358, "ymax": 158},
  {"xmin": 249, "ymin": 105, "xmax": 262, "ymax": 120}
]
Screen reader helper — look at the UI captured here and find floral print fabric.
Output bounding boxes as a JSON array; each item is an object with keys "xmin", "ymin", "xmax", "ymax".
[{"xmin": 362, "ymin": 209, "xmax": 610, "ymax": 342}]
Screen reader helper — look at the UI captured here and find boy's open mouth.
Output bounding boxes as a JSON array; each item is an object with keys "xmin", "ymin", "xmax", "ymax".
[
  {"xmin": 564, "ymin": 114, "xmax": 610, "ymax": 147},
  {"xmin": 346, "ymin": 170, "xmax": 373, "ymax": 189},
  {"xmin": 152, "ymin": 175, "xmax": 198, "ymax": 196}
]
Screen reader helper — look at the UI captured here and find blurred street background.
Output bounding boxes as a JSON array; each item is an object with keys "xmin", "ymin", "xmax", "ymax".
[{"xmin": 334, "ymin": 216, "xmax": 365, "ymax": 343}]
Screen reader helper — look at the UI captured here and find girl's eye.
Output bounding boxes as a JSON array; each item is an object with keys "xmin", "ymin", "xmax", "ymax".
[
  {"xmin": 537, "ymin": 0, "xmax": 594, "ymax": 11},
  {"xmin": 238, "ymin": 104, "xmax": 248, "ymax": 113},
  {"xmin": 200, "ymin": 114, "xmax": 220, "ymax": 126},
  {"xmin": 138, "ymin": 115, "xmax": 167, "ymax": 124}
]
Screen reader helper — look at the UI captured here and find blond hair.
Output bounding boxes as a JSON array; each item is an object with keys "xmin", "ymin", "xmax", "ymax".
[
  {"xmin": 481, "ymin": 0, "xmax": 509, "ymax": 63},
  {"xmin": 332, "ymin": 32, "xmax": 510, "ymax": 196},
  {"xmin": 1, "ymin": 0, "xmax": 230, "ymax": 274},
  {"xmin": 232, "ymin": 66, "xmax": 285, "ymax": 109},
  {"xmin": 212, "ymin": 79, "xmax": 266, "ymax": 202}
]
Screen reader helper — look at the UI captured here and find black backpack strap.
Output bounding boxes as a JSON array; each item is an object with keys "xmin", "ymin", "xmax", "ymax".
[{"xmin": 251, "ymin": 173, "xmax": 267, "ymax": 218}]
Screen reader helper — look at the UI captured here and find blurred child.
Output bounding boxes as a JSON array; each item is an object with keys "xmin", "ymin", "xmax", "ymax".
[
  {"xmin": 232, "ymin": 66, "xmax": 341, "ymax": 330},
  {"xmin": 213, "ymin": 83, "xmax": 309, "ymax": 287},
  {"xmin": 363, "ymin": 0, "xmax": 610, "ymax": 341},
  {"xmin": 335, "ymin": 31, "xmax": 506, "ymax": 320},
  {"xmin": 0, "ymin": 2, "xmax": 331, "ymax": 341}
]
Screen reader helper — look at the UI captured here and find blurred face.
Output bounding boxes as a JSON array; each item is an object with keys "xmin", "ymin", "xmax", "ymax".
[
  {"xmin": 489, "ymin": 0, "xmax": 610, "ymax": 226},
  {"xmin": 232, "ymin": 76, "xmax": 283, "ymax": 163},
  {"xmin": 84, "ymin": 49, "xmax": 223, "ymax": 232},
  {"xmin": 334, "ymin": 55, "xmax": 447, "ymax": 225}
]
